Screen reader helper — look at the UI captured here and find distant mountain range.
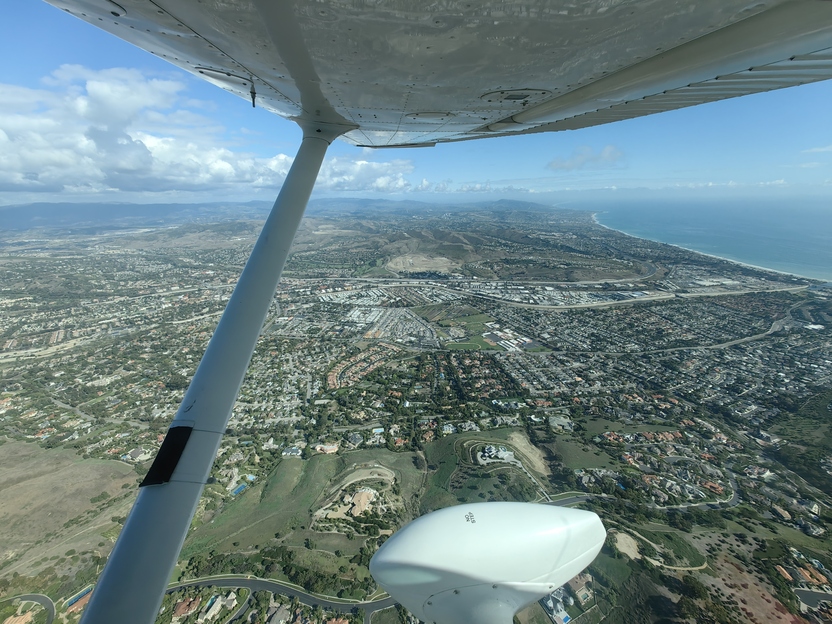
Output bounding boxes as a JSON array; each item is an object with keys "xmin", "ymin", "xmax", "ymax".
[
  {"xmin": 0, "ymin": 198, "xmax": 564, "ymax": 232},
  {"xmin": 0, "ymin": 201, "xmax": 272, "ymax": 231}
]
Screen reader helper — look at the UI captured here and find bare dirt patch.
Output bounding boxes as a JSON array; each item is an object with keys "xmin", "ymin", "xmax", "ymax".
[
  {"xmin": 386, "ymin": 254, "xmax": 458, "ymax": 274},
  {"xmin": 614, "ymin": 531, "xmax": 642, "ymax": 560},
  {"xmin": 507, "ymin": 432, "xmax": 551, "ymax": 476},
  {"xmin": 3, "ymin": 611, "xmax": 35, "ymax": 624},
  {"xmin": 0, "ymin": 441, "xmax": 135, "ymax": 576}
]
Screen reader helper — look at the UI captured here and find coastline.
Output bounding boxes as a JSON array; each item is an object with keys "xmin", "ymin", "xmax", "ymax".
[{"xmin": 590, "ymin": 212, "xmax": 825, "ymax": 283}]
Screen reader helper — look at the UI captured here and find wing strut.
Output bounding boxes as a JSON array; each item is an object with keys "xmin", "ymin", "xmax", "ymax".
[{"xmin": 80, "ymin": 125, "xmax": 345, "ymax": 624}]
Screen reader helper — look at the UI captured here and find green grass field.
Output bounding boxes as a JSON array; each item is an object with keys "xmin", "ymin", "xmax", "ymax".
[
  {"xmin": 413, "ymin": 307, "xmax": 503, "ymax": 350},
  {"xmin": 0, "ymin": 441, "xmax": 136, "ymax": 577},
  {"xmin": 590, "ymin": 550, "xmax": 633, "ymax": 585},
  {"xmin": 770, "ymin": 389, "xmax": 832, "ymax": 449},
  {"xmin": 636, "ymin": 528, "xmax": 706, "ymax": 567},
  {"xmin": 370, "ymin": 606, "xmax": 401, "ymax": 624},
  {"xmin": 456, "ymin": 314, "xmax": 494, "ymax": 336},
  {"xmin": 291, "ymin": 547, "xmax": 371, "ymax": 581},
  {"xmin": 583, "ymin": 417, "xmax": 678, "ymax": 436},
  {"xmin": 446, "ymin": 342, "xmax": 481, "ymax": 350},
  {"xmin": 422, "ymin": 436, "xmax": 459, "ymax": 513},
  {"xmin": 722, "ymin": 518, "xmax": 832, "ymax": 554},
  {"xmin": 477, "ymin": 336, "xmax": 502, "ymax": 350},
  {"xmin": 752, "ymin": 540, "xmax": 788, "ymax": 560},
  {"xmin": 515, "ymin": 601, "xmax": 553, "ymax": 624},
  {"xmin": 454, "ymin": 429, "xmax": 514, "ymax": 444},
  {"xmin": 421, "ymin": 430, "xmax": 543, "ymax": 512},
  {"xmin": 182, "ymin": 448, "xmax": 425, "ymax": 559},
  {"xmin": 359, "ymin": 265, "xmax": 397, "ymax": 278},
  {"xmin": 454, "ymin": 464, "xmax": 539, "ymax": 504},
  {"xmin": 340, "ymin": 448, "xmax": 426, "ymax": 504},
  {"xmin": 556, "ymin": 437, "xmax": 615, "ymax": 470},
  {"xmin": 179, "ymin": 433, "xmax": 551, "ymax": 592}
]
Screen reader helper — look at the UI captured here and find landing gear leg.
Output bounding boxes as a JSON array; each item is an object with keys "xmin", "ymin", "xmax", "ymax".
[{"xmin": 81, "ymin": 126, "xmax": 343, "ymax": 624}]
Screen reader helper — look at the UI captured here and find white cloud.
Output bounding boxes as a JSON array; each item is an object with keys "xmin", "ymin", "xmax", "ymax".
[
  {"xmin": 668, "ymin": 179, "xmax": 791, "ymax": 190},
  {"xmin": 547, "ymin": 145, "xmax": 623, "ymax": 171},
  {"xmin": 803, "ymin": 145, "xmax": 832, "ymax": 153},
  {"xmin": 0, "ymin": 65, "xmax": 419, "ymax": 200},
  {"xmin": 318, "ymin": 157, "xmax": 413, "ymax": 192},
  {"xmin": 453, "ymin": 182, "xmax": 533, "ymax": 194},
  {"xmin": 457, "ymin": 182, "xmax": 492, "ymax": 193}
]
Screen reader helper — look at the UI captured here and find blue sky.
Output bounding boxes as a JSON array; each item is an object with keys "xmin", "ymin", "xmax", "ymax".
[{"xmin": 1, "ymin": 2, "xmax": 831, "ymax": 205}]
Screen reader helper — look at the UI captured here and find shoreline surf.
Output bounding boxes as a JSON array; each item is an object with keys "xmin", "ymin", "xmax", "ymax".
[{"xmin": 591, "ymin": 212, "xmax": 830, "ymax": 283}]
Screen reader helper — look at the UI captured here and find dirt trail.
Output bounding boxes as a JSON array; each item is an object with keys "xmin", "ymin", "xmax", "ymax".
[{"xmin": 612, "ymin": 529, "xmax": 708, "ymax": 572}]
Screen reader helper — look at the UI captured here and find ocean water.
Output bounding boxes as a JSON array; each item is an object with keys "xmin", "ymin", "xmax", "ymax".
[{"xmin": 593, "ymin": 199, "xmax": 832, "ymax": 282}]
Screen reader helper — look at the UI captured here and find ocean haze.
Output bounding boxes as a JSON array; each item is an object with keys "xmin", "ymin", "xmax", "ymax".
[
  {"xmin": 594, "ymin": 198, "xmax": 832, "ymax": 282},
  {"xmin": 2, "ymin": 197, "xmax": 830, "ymax": 282}
]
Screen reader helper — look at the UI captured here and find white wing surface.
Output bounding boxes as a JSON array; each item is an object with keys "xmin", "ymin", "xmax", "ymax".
[{"xmin": 46, "ymin": 0, "xmax": 832, "ymax": 147}]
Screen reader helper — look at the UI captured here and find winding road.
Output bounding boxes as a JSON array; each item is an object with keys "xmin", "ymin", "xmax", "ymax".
[
  {"xmin": 167, "ymin": 576, "xmax": 396, "ymax": 624},
  {"xmin": 0, "ymin": 594, "xmax": 55, "ymax": 624}
]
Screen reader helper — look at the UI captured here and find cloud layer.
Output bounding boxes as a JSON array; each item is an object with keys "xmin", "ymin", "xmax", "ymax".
[
  {"xmin": 0, "ymin": 65, "xmax": 418, "ymax": 200},
  {"xmin": 803, "ymin": 144, "xmax": 832, "ymax": 153},
  {"xmin": 3, "ymin": 65, "xmax": 821, "ymax": 203}
]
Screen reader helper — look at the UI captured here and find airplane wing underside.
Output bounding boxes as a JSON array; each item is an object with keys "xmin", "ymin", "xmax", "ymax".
[
  {"xmin": 33, "ymin": 3, "xmax": 832, "ymax": 623},
  {"xmin": 47, "ymin": 0, "xmax": 832, "ymax": 147}
]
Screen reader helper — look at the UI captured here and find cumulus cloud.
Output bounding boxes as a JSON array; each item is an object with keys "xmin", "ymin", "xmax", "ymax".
[
  {"xmin": 547, "ymin": 145, "xmax": 624, "ymax": 171},
  {"xmin": 0, "ymin": 65, "xmax": 418, "ymax": 199},
  {"xmin": 457, "ymin": 182, "xmax": 493, "ymax": 193},
  {"xmin": 453, "ymin": 182, "xmax": 533, "ymax": 194},
  {"xmin": 45, "ymin": 65, "xmax": 185, "ymax": 127},
  {"xmin": 671, "ymin": 179, "xmax": 789, "ymax": 189},
  {"xmin": 318, "ymin": 157, "xmax": 413, "ymax": 192}
]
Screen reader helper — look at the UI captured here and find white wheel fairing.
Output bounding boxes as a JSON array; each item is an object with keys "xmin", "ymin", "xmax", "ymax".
[{"xmin": 370, "ymin": 502, "xmax": 606, "ymax": 624}]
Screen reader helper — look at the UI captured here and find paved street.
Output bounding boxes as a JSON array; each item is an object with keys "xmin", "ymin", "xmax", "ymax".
[
  {"xmin": 0, "ymin": 594, "xmax": 55, "ymax": 624},
  {"xmin": 168, "ymin": 576, "xmax": 397, "ymax": 624}
]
